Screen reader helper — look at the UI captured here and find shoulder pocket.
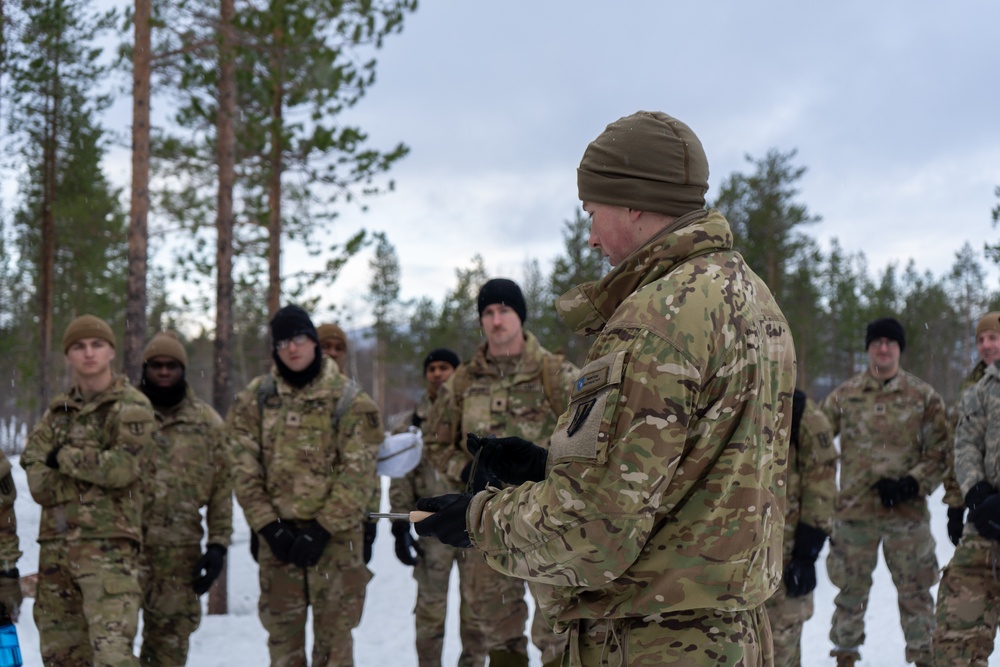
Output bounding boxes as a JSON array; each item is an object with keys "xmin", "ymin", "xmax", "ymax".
[{"xmin": 548, "ymin": 350, "xmax": 627, "ymax": 467}]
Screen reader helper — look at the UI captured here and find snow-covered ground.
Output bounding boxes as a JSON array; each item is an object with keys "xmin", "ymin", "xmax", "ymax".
[{"xmin": 6, "ymin": 460, "xmax": 999, "ymax": 666}]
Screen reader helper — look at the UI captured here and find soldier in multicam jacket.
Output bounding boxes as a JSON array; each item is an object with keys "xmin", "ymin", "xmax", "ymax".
[
  {"xmin": 415, "ymin": 111, "xmax": 796, "ymax": 667},
  {"xmin": 933, "ymin": 311, "xmax": 1000, "ymax": 667},
  {"xmin": 765, "ymin": 389, "xmax": 837, "ymax": 667},
  {"xmin": 22, "ymin": 315, "xmax": 155, "ymax": 667},
  {"xmin": 387, "ymin": 348, "xmax": 490, "ymax": 667},
  {"xmin": 0, "ymin": 451, "xmax": 22, "ymax": 623},
  {"xmin": 941, "ymin": 312, "xmax": 1000, "ymax": 547},
  {"xmin": 137, "ymin": 331, "xmax": 233, "ymax": 666},
  {"xmin": 229, "ymin": 305, "xmax": 383, "ymax": 667},
  {"xmin": 420, "ymin": 278, "xmax": 578, "ymax": 667},
  {"xmin": 822, "ymin": 317, "xmax": 948, "ymax": 667}
]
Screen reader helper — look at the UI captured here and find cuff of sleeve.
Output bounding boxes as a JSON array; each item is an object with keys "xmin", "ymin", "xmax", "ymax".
[{"xmin": 466, "ymin": 490, "xmax": 492, "ymax": 550}]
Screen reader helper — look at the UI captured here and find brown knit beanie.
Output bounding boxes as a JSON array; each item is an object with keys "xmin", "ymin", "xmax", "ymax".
[
  {"xmin": 143, "ymin": 331, "xmax": 188, "ymax": 368},
  {"xmin": 317, "ymin": 323, "xmax": 348, "ymax": 349},
  {"xmin": 577, "ymin": 111, "xmax": 709, "ymax": 217},
  {"xmin": 976, "ymin": 312, "xmax": 1000, "ymax": 337},
  {"xmin": 62, "ymin": 315, "xmax": 116, "ymax": 353}
]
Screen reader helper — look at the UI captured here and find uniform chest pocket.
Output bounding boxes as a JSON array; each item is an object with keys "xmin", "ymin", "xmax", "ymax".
[{"xmin": 548, "ymin": 350, "xmax": 627, "ymax": 468}]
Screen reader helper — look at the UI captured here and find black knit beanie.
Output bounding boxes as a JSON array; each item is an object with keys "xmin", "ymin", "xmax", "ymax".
[
  {"xmin": 477, "ymin": 279, "xmax": 527, "ymax": 324},
  {"xmin": 577, "ymin": 111, "xmax": 709, "ymax": 217},
  {"xmin": 865, "ymin": 317, "xmax": 906, "ymax": 353},
  {"xmin": 424, "ymin": 348, "xmax": 460, "ymax": 372}
]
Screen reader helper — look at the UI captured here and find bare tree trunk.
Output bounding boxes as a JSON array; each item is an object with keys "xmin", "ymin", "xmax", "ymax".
[
  {"xmin": 266, "ymin": 18, "xmax": 284, "ymax": 318},
  {"xmin": 208, "ymin": 0, "xmax": 237, "ymax": 616},
  {"xmin": 38, "ymin": 70, "xmax": 58, "ymax": 414},
  {"xmin": 126, "ymin": 0, "xmax": 152, "ymax": 382}
]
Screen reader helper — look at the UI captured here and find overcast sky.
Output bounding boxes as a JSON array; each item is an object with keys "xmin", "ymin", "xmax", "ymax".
[{"xmin": 95, "ymin": 1, "xmax": 1000, "ymax": 325}]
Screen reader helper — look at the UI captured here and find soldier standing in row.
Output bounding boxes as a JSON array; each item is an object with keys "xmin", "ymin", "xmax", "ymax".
[
  {"xmin": 22, "ymin": 315, "xmax": 155, "ymax": 666},
  {"xmin": 388, "ymin": 347, "xmax": 489, "ymax": 667},
  {"xmin": 228, "ymin": 305, "xmax": 383, "ymax": 667},
  {"xmin": 933, "ymin": 311, "xmax": 1000, "ymax": 667},
  {"xmin": 416, "ymin": 111, "xmax": 796, "ymax": 665},
  {"xmin": 765, "ymin": 389, "xmax": 837, "ymax": 667},
  {"xmin": 422, "ymin": 278, "xmax": 577, "ymax": 667},
  {"xmin": 137, "ymin": 331, "xmax": 233, "ymax": 666},
  {"xmin": 822, "ymin": 317, "xmax": 948, "ymax": 667},
  {"xmin": 0, "ymin": 449, "xmax": 22, "ymax": 624}
]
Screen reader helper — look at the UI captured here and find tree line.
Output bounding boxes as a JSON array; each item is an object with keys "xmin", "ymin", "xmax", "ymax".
[{"xmin": 2, "ymin": 1, "xmax": 999, "ymax": 434}]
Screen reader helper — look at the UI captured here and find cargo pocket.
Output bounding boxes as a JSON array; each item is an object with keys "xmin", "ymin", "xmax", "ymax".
[{"xmin": 548, "ymin": 350, "xmax": 627, "ymax": 468}]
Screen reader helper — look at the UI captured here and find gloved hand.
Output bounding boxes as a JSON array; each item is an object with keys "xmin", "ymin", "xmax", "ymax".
[
  {"xmin": 45, "ymin": 446, "xmax": 62, "ymax": 470},
  {"xmin": 192, "ymin": 544, "xmax": 227, "ymax": 595},
  {"xmin": 413, "ymin": 494, "xmax": 473, "ymax": 548},
  {"xmin": 258, "ymin": 520, "xmax": 298, "ymax": 564},
  {"xmin": 0, "ymin": 569, "xmax": 21, "ymax": 622},
  {"xmin": 288, "ymin": 520, "xmax": 330, "ymax": 568},
  {"xmin": 873, "ymin": 476, "xmax": 918, "ymax": 508},
  {"xmin": 947, "ymin": 507, "xmax": 965, "ymax": 546},
  {"xmin": 460, "ymin": 458, "xmax": 498, "ymax": 493},
  {"xmin": 363, "ymin": 521, "xmax": 377, "ymax": 565},
  {"xmin": 466, "ymin": 433, "xmax": 547, "ymax": 491},
  {"xmin": 784, "ymin": 523, "xmax": 827, "ymax": 597},
  {"xmin": 391, "ymin": 520, "xmax": 423, "ymax": 566},
  {"xmin": 970, "ymin": 493, "xmax": 1000, "ymax": 541},
  {"xmin": 966, "ymin": 480, "xmax": 997, "ymax": 510}
]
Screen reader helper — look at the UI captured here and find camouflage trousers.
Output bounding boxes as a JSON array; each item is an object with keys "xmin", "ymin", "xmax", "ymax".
[
  {"xmin": 827, "ymin": 518, "xmax": 938, "ymax": 664},
  {"xmin": 763, "ymin": 577, "xmax": 813, "ymax": 667},
  {"xmin": 932, "ymin": 534, "xmax": 1000, "ymax": 667},
  {"xmin": 258, "ymin": 524, "xmax": 372, "ymax": 667},
  {"xmin": 461, "ymin": 552, "xmax": 567, "ymax": 663},
  {"xmin": 138, "ymin": 543, "xmax": 202, "ymax": 666},
  {"xmin": 560, "ymin": 605, "xmax": 773, "ymax": 666},
  {"xmin": 34, "ymin": 538, "xmax": 142, "ymax": 667},
  {"xmin": 412, "ymin": 537, "xmax": 485, "ymax": 667}
]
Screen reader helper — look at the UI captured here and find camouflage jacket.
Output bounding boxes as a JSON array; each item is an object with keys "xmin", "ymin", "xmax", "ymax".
[
  {"xmin": 0, "ymin": 452, "xmax": 19, "ymax": 571},
  {"xmin": 954, "ymin": 361, "xmax": 1000, "ymax": 538},
  {"xmin": 228, "ymin": 356, "xmax": 383, "ymax": 534},
  {"xmin": 943, "ymin": 361, "xmax": 986, "ymax": 509},
  {"xmin": 22, "ymin": 375, "xmax": 155, "ymax": 543},
  {"xmin": 467, "ymin": 209, "xmax": 796, "ymax": 628},
  {"xmin": 423, "ymin": 331, "xmax": 578, "ymax": 484},
  {"xmin": 784, "ymin": 394, "xmax": 837, "ymax": 560},
  {"xmin": 388, "ymin": 391, "xmax": 460, "ymax": 511},
  {"xmin": 822, "ymin": 368, "xmax": 948, "ymax": 521},
  {"xmin": 144, "ymin": 387, "xmax": 233, "ymax": 548}
]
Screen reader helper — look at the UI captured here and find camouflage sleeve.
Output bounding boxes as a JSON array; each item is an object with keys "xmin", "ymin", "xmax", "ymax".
[
  {"xmin": 389, "ymin": 472, "xmax": 416, "ymax": 514},
  {"xmin": 227, "ymin": 382, "xmax": 279, "ymax": 531},
  {"xmin": 954, "ymin": 384, "xmax": 988, "ymax": 498},
  {"xmin": 56, "ymin": 401, "xmax": 154, "ymax": 489},
  {"xmin": 367, "ymin": 484, "xmax": 382, "ymax": 517},
  {"xmin": 820, "ymin": 390, "xmax": 842, "ymax": 438},
  {"xmin": 797, "ymin": 399, "xmax": 838, "ymax": 534},
  {"xmin": 0, "ymin": 453, "xmax": 20, "ymax": 569},
  {"xmin": 22, "ymin": 410, "xmax": 79, "ymax": 507},
  {"xmin": 466, "ymin": 342, "xmax": 691, "ymax": 587},
  {"xmin": 205, "ymin": 409, "xmax": 234, "ymax": 547},
  {"xmin": 909, "ymin": 388, "xmax": 949, "ymax": 495},
  {"xmin": 421, "ymin": 375, "xmax": 470, "ymax": 484},
  {"xmin": 315, "ymin": 391, "xmax": 382, "ymax": 534},
  {"xmin": 942, "ymin": 400, "xmax": 965, "ymax": 508}
]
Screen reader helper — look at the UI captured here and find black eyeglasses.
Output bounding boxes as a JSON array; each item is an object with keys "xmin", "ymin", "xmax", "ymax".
[{"xmin": 275, "ymin": 334, "xmax": 311, "ymax": 350}]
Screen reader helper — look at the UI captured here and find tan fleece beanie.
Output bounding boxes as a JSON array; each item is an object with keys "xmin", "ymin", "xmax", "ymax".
[
  {"xmin": 62, "ymin": 315, "xmax": 116, "ymax": 353},
  {"xmin": 143, "ymin": 331, "xmax": 188, "ymax": 368}
]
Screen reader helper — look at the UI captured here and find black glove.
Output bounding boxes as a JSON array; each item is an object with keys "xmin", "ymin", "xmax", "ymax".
[
  {"xmin": 250, "ymin": 532, "xmax": 260, "ymax": 563},
  {"xmin": 970, "ymin": 493, "xmax": 1000, "ymax": 541},
  {"xmin": 391, "ymin": 520, "xmax": 423, "ymax": 566},
  {"xmin": 0, "ymin": 569, "xmax": 21, "ymax": 622},
  {"xmin": 947, "ymin": 507, "xmax": 965, "ymax": 546},
  {"xmin": 466, "ymin": 433, "xmax": 547, "ymax": 491},
  {"xmin": 258, "ymin": 520, "xmax": 298, "ymax": 564},
  {"xmin": 363, "ymin": 521, "xmax": 377, "ymax": 565},
  {"xmin": 966, "ymin": 480, "xmax": 997, "ymax": 510},
  {"xmin": 288, "ymin": 520, "xmax": 330, "ymax": 568},
  {"xmin": 873, "ymin": 476, "xmax": 918, "ymax": 507},
  {"xmin": 192, "ymin": 544, "xmax": 226, "ymax": 595},
  {"xmin": 460, "ymin": 459, "xmax": 498, "ymax": 493},
  {"xmin": 45, "ymin": 446, "xmax": 62, "ymax": 470},
  {"xmin": 784, "ymin": 523, "xmax": 827, "ymax": 598},
  {"xmin": 413, "ymin": 494, "xmax": 473, "ymax": 548}
]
